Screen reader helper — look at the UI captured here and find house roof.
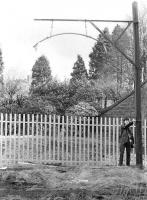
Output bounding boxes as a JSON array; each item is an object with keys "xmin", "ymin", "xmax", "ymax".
[{"xmin": 99, "ymin": 79, "xmax": 147, "ymax": 116}]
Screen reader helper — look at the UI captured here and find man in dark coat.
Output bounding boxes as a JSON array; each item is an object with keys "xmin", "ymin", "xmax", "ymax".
[{"xmin": 119, "ymin": 117, "xmax": 134, "ymax": 166}]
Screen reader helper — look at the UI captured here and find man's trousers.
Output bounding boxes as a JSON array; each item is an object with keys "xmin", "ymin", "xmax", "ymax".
[{"xmin": 119, "ymin": 142, "xmax": 131, "ymax": 166}]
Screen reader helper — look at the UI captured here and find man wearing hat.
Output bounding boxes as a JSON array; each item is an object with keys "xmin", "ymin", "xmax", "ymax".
[{"xmin": 119, "ymin": 117, "xmax": 135, "ymax": 166}]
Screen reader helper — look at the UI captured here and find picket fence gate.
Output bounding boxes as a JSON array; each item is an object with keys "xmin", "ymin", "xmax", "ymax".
[{"xmin": 0, "ymin": 113, "xmax": 147, "ymax": 167}]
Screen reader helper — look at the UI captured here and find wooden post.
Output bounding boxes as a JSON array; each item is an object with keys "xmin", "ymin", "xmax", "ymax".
[{"xmin": 132, "ymin": 1, "xmax": 143, "ymax": 168}]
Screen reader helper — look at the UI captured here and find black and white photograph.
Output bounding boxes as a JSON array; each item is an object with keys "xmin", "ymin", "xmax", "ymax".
[{"xmin": 0, "ymin": 0, "xmax": 147, "ymax": 199}]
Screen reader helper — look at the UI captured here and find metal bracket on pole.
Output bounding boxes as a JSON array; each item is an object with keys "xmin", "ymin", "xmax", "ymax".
[
  {"xmin": 89, "ymin": 21, "xmax": 135, "ymax": 66},
  {"xmin": 114, "ymin": 22, "xmax": 132, "ymax": 44}
]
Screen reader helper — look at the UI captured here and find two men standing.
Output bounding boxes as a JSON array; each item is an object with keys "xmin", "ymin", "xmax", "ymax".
[{"xmin": 119, "ymin": 117, "xmax": 135, "ymax": 166}]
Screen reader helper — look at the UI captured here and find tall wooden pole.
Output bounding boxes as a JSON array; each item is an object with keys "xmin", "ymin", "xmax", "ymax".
[{"xmin": 132, "ymin": 1, "xmax": 143, "ymax": 168}]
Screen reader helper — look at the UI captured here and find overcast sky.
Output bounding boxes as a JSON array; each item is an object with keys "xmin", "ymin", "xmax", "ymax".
[{"xmin": 0, "ymin": 0, "xmax": 147, "ymax": 81}]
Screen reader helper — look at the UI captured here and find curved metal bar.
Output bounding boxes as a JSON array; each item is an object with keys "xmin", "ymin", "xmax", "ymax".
[{"xmin": 33, "ymin": 32, "xmax": 98, "ymax": 48}]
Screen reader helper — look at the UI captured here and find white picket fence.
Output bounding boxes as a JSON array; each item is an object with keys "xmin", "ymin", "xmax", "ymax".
[{"xmin": 0, "ymin": 113, "xmax": 146, "ymax": 167}]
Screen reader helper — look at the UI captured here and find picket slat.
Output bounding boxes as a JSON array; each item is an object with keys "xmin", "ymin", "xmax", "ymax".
[
  {"xmin": 57, "ymin": 115, "xmax": 60, "ymax": 162},
  {"xmin": 75, "ymin": 116, "xmax": 77, "ymax": 163},
  {"xmin": 62, "ymin": 116, "xmax": 64, "ymax": 164},
  {"xmin": 0, "ymin": 113, "xmax": 3, "ymax": 165},
  {"xmin": 100, "ymin": 118, "xmax": 103, "ymax": 163},
  {"xmin": 108, "ymin": 117, "xmax": 111, "ymax": 164},
  {"xmin": 83, "ymin": 117, "xmax": 86, "ymax": 163},
  {"xmin": 5, "ymin": 114, "xmax": 7, "ymax": 164},
  {"xmin": 87, "ymin": 117, "xmax": 90, "ymax": 164},
  {"xmin": 113, "ymin": 118, "xmax": 115, "ymax": 162},
  {"xmin": 104, "ymin": 118, "xmax": 107, "ymax": 162},
  {"xmin": 53, "ymin": 115, "xmax": 56, "ymax": 161},
  {"xmin": 79, "ymin": 117, "xmax": 82, "ymax": 164},
  {"xmin": 44, "ymin": 115, "xmax": 47, "ymax": 162},
  {"xmin": 23, "ymin": 114, "xmax": 25, "ymax": 162},
  {"xmin": 14, "ymin": 114, "xmax": 17, "ymax": 164},
  {"xmin": 96, "ymin": 117, "xmax": 98, "ymax": 164},
  {"xmin": 70, "ymin": 116, "xmax": 73, "ymax": 164},
  {"xmin": 66, "ymin": 116, "xmax": 69, "ymax": 163},
  {"xmin": 18, "ymin": 114, "xmax": 21, "ymax": 162},
  {"xmin": 27, "ymin": 114, "xmax": 30, "ymax": 161},
  {"xmin": 36, "ymin": 114, "xmax": 39, "ymax": 161},
  {"xmin": 32, "ymin": 114, "xmax": 34, "ymax": 161},
  {"xmin": 144, "ymin": 119, "xmax": 147, "ymax": 166},
  {"xmin": 116, "ymin": 118, "xmax": 119, "ymax": 166},
  {"xmin": 49, "ymin": 115, "xmax": 51, "ymax": 161},
  {"xmin": 40, "ymin": 114, "xmax": 43, "ymax": 162},
  {"xmin": 9, "ymin": 114, "xmax": 12, "ymax": 163},
  {"xmin": 92, "ymin": 117, "xmax": 94, "ymax": 163}
]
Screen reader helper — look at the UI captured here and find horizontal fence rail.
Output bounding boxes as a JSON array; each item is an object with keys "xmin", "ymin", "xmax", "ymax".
[{"xmin": 0, "ymin": 113, "xmax": 147, "ymax": 167}]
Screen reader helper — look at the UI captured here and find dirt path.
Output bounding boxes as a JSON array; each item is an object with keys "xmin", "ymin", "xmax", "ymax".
[{"xmin": 0, "ymin": 163, "xmax": 147, "ymax": 199}]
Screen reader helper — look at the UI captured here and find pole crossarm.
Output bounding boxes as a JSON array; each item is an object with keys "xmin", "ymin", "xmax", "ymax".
[
  {"xmin": 89, "ymin": 21, "xmax": 135, "ymax": 66},
  {"xmin": 34, "ymin": 18, "xmax": 133, "ymax": 23}
]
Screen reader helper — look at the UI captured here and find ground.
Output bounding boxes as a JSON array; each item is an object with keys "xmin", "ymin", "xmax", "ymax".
[{"xmin": 0, "ymin": 163, "xmax": 147, "ymax": 200}]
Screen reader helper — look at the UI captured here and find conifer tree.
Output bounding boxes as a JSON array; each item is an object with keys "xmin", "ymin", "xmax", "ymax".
[
  {"xmin": 31, "ymin": 55, "xmax": 52, "ymax": 94},
  {"xmin": 89, "ymin": 28, "xmax": 111, "ymax": 79},
  {"xmin": 70, "ymin": 54, "xmax": 88, "ymax": 84}
]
